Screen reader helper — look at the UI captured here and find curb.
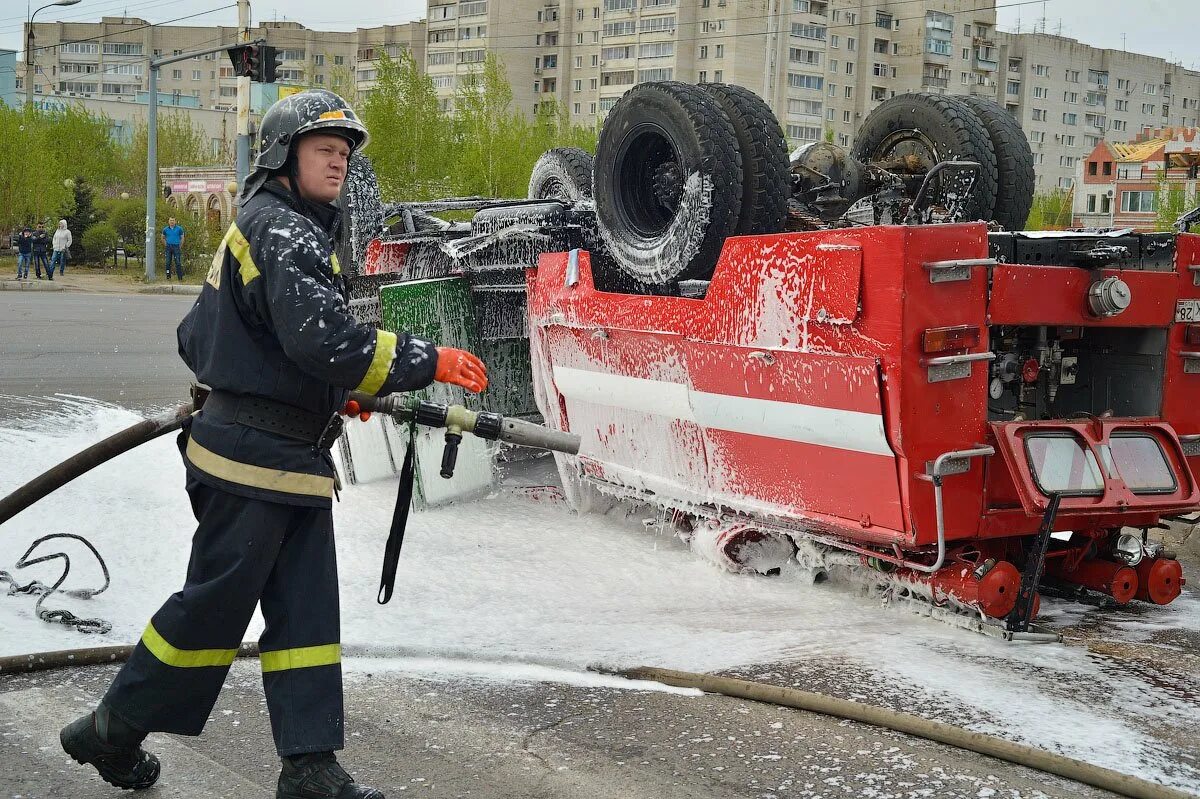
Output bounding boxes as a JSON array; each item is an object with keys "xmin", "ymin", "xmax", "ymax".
[
  {"xmin": 0, "ymin": 279, "xmax": 66, "ymax": 292},
  {"xmin": 138, "ymin": 284, "xmax": 203, "ymax": 295}
]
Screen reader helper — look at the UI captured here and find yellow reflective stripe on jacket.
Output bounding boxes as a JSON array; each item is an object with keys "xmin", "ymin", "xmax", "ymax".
[
  {"xmin": 330, "ymin": 253, "xmax": 341, "ymax": 275},
  {"xmin": 141, "ymin": 621, "xmax": 238, "ymax": 668},
  {"xmin": 186, "ymin": 437, "xmax": 334, "ymax": 498},
  {"xmin": 353, "ymin": 330, "xmax": 397, "ymax": 395},
  {"xmin": 226, "ymin": 224, "xmax": 260, "ymax": 285},
  {"xmin": 219, "ymin": 220, "xmax": 261, "ymax": 286},
  {"xmin": 260, "ymin": 643, "xmax": 342, "ymax": 673}
]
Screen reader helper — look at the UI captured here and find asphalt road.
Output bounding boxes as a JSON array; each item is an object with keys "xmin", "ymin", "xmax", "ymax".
[
  {"xmin": 0, "ymin": 292, "xmax": 195, "ymax": 420},
  {"xmin": 0, "ymin": 660, "xmax": 1114, "ymax": 799},
  {"xmin": 0, "ymin": 290, "xmax": 1136, "ymax": 798}
]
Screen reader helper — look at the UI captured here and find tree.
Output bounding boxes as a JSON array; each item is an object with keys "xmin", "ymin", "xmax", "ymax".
[
  {"xmin": 38, "ymin": 105, "xmax": 122, "ymax": 189},
  {"xmin": 64, "ymin": 177, "xmax": 98, "ymax": 240},
  {"xmin": 360, "ymin": 50, "xmax": 451, "ymax": 200},
  {"xmin": 1026, "ymin": 189, "xmax": 1074, "ymax": 230},
  {"xmin": 1155, "ymin": 177, "xmax": 1190, "ymax": 231},
  {"xmin": 119, "ymin": 111, "xmax": 221, "ymax": 193},
  {"xmin": 0, "ymin": 106, "xmax": 71, "ymax": 229},
  {"xmin": 452, "ymin": 54, "xmax": 524, "ymax": 197}
]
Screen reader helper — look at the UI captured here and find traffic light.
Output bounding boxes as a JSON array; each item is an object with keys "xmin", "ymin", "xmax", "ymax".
[
  {"xmin": 226, "ymin": 44, "xmax": 259, "ymax": 79},
  {"xmin": 225, "ymin": 44, "xmax": 282, "ymax": 82},
  {"xmin": 260, "ymin": 45, "xmax": 283, "ymax": 84}
]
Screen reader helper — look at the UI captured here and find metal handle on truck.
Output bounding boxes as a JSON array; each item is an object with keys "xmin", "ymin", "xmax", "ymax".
[
  {"xmin": 922, "ymin": 257, "xmax": 997, "ymax": 284},
  {"xmin": 920, "ymin": 351, "xmax": 997, "ymax": 367}
]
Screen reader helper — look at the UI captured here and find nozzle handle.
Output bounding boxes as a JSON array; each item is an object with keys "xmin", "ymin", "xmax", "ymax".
[{"xmin": 440, "ymin": 432, "xmax": 461, "ymax": 479}]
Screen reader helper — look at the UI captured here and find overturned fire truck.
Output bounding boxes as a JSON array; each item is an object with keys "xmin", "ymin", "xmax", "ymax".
[{"xmin": 341, "ymin": 83, "xmax": 1193, "ymax": 637}]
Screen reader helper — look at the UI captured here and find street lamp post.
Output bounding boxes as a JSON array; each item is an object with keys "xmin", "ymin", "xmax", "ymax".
[{"xmin": 25, "ymin": 0, "xmax": 82, "ymax": 108}]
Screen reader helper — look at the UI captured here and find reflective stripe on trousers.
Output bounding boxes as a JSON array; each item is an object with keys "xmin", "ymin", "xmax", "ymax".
[{"xmin": 103, "ymin": 472, "xmax": 344, "ymax": 756}]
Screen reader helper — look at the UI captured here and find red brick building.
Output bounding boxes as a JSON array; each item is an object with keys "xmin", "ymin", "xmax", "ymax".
[{"xmin": 1073, "ymin": 127, "xmax": 1200, "ymax": 230}]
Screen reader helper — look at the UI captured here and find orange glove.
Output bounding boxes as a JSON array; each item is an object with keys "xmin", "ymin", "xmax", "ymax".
[
  {"xmin": 435, "ymin": 347, "xmax": 488, "ymax": 393},
  {"xmin": 340, "ymin": 400, "xmax": 371, "ymax": 422}
]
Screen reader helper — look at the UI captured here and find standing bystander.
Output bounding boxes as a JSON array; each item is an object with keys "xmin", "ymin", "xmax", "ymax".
[
  {"xmin": 16, "ymin": 227, "xmax": 33, "ymax": 280},
  {"xmin": 51, "ymin": 219, "xmax": 73, "ymax": 277},
  {"xmin": 31, "ymin": 222, "xmax": 51, "ymax": 280},
  {"xmin": 162, "ymin": 217, "xmax": 186, "ymax": 280}
]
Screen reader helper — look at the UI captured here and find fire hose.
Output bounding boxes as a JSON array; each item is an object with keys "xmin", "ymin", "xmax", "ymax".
[
  {"xmin": 0, "ymin": 404, "xmax": 1188, "ymax": 798},
  {"xmin": 0, "ymin": 648, "xmax": 1188, "ymax": 799},
  {"xmin": 0, "ymin": 394, "xmax": 580, "ymax": 627}
]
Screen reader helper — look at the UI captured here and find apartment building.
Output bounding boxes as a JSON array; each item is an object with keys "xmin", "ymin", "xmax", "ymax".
[
  {"xmin": 420, "ymin": 1, "xmax": 999, "ymax": 144},
  {"xmin": 996, "ymin": 32, "xmax": 1200, "ymax": 192},
  {"xmin": 22, "ymin": 16, "xmax": 425, "ymax": 113}
]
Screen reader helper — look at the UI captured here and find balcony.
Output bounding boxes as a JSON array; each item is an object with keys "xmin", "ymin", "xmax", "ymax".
[
  {"xmin": 921, "ymin": 76, "xmax": 949, "ymax": 89},
  {"xmin": 973, "ymin": 55, "xmax": 998, "ymax": 72},
  {"xmin": 969, "ymin": 82, "xmax": 996, "ymax": 97}
]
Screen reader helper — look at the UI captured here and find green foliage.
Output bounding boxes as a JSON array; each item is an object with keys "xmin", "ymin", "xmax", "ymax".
[
  {"xmin": 1155, "ymin": 178, "xmax": 1190, "ymax": 232},
  {"xmin": 0, "ymin": 106, "xmax": 72, "ymax": 229},
  {"xmin": 120, "ymin": 112, "xmax": 220, "ymax": 193},
  {"xmin": 99, "ymin": 197, "xmax": 147, "ymax": 247},
  {"xmin": 64, "ymin": 177, "xmax": 99, "ymax": 241},
  {"xmin": 81, "ymin": 221, "xmax": 119, "ymax": 261},
  {"xmin": 361, "ymin": 50, "xmax": 452, "ymax": 200},
  {"xmin": 362, "ymin": 51, "xmax": 598, "ymax": 202},
  {"xmin": 1025, "ymin": 190, "xmax": 1074, "ymax": 230}
]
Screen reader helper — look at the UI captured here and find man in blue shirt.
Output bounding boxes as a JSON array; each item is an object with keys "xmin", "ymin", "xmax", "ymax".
[{"xmin": 161, "ymin": 217, "xmax": 185, "ymax": 280}]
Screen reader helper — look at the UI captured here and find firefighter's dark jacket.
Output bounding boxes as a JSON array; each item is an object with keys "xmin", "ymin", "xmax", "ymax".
[{"xmin": 178, "ymin": 180, "xmax": 436, "ymax": 508}]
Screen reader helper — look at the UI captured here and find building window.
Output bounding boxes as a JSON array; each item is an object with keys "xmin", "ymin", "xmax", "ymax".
[
  {"xmin": 1120, "ymin": 191, "xmax": 1157, "ymax": 213},
  {"xmin": 1103, "ymin": 162, "xmax": 1112, "ymax": 175},
  {"xmin": 639, "ymin": 15, "xmax": 675, "ymax": 33},
  {"xmin": 603, "ymin": 21, "xmax": 636, "ymax": 36},
  {"xmin": 102, "ymin": 42, "xmax": 143, "ymax": 56},
  {"xmin": 790, "ymin": 47, "xmax": 821, "ymax": 66},
  {"xmin": 791, "ymin": 23, "xmax": 826, "ymax": 40},
  {"xmin": 786, "ymin": 124, "xmax": 822, "ymax": 141},
  {"xmin": 640, "ymin": 42, "xmax": 674, "ymax": 58},
  {"xmin": 1087, "ymin": 195, "xmax": 1097, "ymax": 212},
  {"xmin": 172, "ymin": 69, "xmax": 183, "ymax": 80},
  {"xmin": 334, "ymin": 55, "xmax": 344, "ymax": 65},
  {"xmin": 787, "ymin": 73, "xmax": 823, "ymax": 90},
  {"xmin": 192, "ymin": 70, "xmax": 201, "ymax": 80},
  {"xmin": 1063, "ymin": 113, "xmax": 1077, "ymax": 125}
]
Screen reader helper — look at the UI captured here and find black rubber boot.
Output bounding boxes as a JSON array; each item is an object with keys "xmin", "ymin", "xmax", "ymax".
[
  {"xmin": 277, "ymin": 752, "xmax": 384, "ymax": 799},
  {"xmin": 60, "ymin": 702, "xmax": 160, "ymax": 790}
]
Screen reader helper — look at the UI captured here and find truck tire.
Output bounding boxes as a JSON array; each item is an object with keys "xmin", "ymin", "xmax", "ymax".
[
  {"xmin": 528, "ymin": 147, "xmax": 594, "ymax": 201},
  {"xmin": 960, "ymin": 96, "xmax": 1036, "ymax": 230},
  {"xmin": 851, "ymin": 93, "xmax": 998, "ymax": 223},
  {"xmin": 594, "ymin": 81, "xmax": 742, "ymax": 283},
  {"xmin": 337, "ymin": 151, "xmax": 385, "ymax": 279},
  {"xmin": 700, "ymin": 83, "xmax": 790, "ymax": 235}
]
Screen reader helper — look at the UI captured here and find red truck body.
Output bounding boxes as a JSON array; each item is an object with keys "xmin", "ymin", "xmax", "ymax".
[{"xmin": 526, "ymin": 223, "xmax": 1198, "ymax": 617}]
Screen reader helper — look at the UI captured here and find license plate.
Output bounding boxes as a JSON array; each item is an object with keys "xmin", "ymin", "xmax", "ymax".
[{"xmin": 1175, "ymin": 300, "xmax": 1200, "ymax": 323}]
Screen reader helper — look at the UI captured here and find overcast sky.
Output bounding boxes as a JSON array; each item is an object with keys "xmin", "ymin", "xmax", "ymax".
[{"xmin": 0, "ymin": 1, "xmax": 1192, "ymax": 70}]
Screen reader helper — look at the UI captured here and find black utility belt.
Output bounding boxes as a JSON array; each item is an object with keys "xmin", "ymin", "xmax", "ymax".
[{"xmin": 198, "ymin": 389, "xmax": 344, "ymax": 450}]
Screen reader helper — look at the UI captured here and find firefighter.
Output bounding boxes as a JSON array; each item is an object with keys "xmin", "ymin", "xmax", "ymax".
[{"xmin": 59, "ymin": 89, "xmax": 487, "ymax": 798}]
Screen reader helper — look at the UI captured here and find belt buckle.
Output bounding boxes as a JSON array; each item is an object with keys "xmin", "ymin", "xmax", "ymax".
[{"xmin": 316, "ymin": 414, "xmax": 345, "ymax": 450}]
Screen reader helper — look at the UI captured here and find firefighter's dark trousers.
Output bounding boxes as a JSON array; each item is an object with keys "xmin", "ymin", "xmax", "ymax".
[{"xmin": 102, "ymin": 474, "xmax": 344, "ymax": 756}]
